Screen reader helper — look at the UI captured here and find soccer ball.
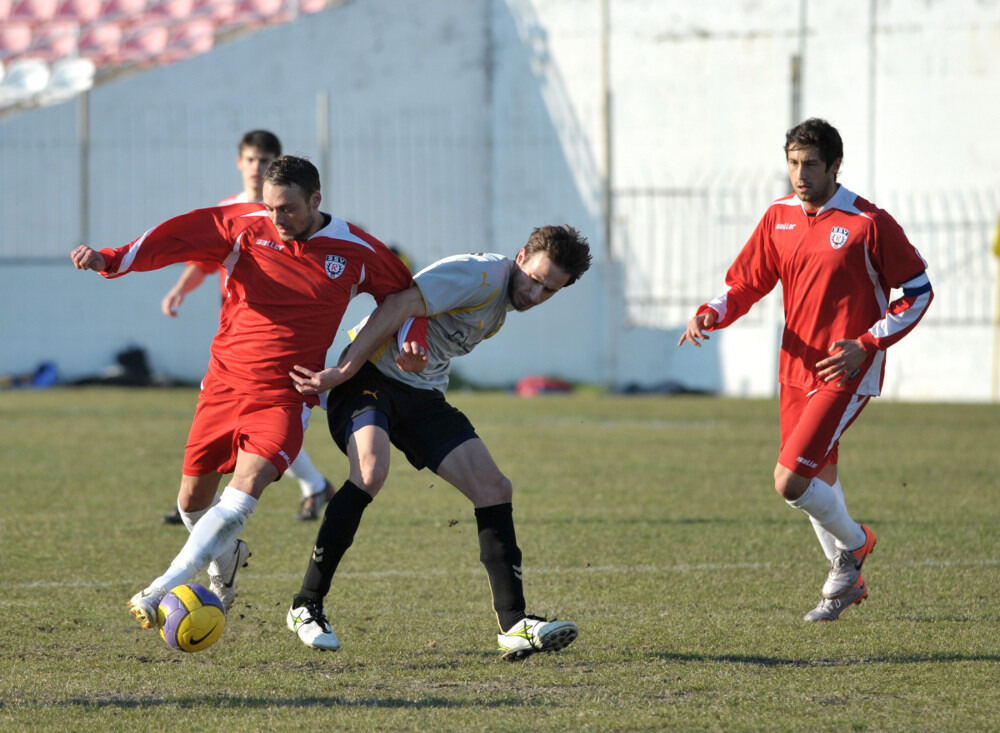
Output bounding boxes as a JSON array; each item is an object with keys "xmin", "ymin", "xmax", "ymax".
[{"xmin": 157, "ymin": 583, "xmax": 226, "ymax": 653}]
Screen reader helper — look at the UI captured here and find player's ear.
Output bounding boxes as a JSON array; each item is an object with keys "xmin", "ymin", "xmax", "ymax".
[
  {"xmin": 310, "ymin": 191, "xmax": 322, "ymax": 210},
  {"xmin": 514, "ymin": 247, "xmax": 527, "ymax": 266}
]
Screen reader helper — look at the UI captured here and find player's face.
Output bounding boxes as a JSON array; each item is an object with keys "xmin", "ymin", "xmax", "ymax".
[
  {"xmin": 237, "ymin": 146, "xmax": 278, "ymax": 202},
  {"xmin": 786, "ymin": 144, "xmax": 841, "ymax": 212},
  {"xmin": 262, "ymin": 182, "xmax": 322, "ymax": 242},
  {"xmin": 508, "ymin": 249, "xmax": 571, "ymax": 312}
]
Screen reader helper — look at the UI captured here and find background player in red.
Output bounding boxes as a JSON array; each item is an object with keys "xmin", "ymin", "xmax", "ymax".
[
  {"xmin": 160, "ymin": 129, "xmax": 282, "ymax": 318},
  {"xmin": 158, "ymin": 130, "xmax": 335, "ymax": 525},
  {"xmin": 71, "ymin": 156, "xmax": 426, "ymax": 631},
  {"xmin": 678, "ymin": 118, "xmax": 933, "ymax": 621}
]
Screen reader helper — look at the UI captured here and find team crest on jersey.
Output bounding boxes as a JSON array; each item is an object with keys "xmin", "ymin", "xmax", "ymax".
[
  {"xmin": 325, "ymin": 254, "xmax": 347, "ymax": 279},
  {"xmin": 830, "ymin": 226, "xmax": 850, "ymax": 249}
]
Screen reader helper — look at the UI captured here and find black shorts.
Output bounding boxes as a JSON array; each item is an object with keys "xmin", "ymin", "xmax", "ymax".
[{"xmin": 326, "ymin": 361, "xmax": 478, "ymax": 472}]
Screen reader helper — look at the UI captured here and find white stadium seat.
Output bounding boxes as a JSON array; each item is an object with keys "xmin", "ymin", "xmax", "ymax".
[
  {"xmin": 0, "ymin": 56, "xmax": 50, "ymax": 107},
  {"xmin": 37, "ymin": 54, "xmax": 94, "ymax": 104}
]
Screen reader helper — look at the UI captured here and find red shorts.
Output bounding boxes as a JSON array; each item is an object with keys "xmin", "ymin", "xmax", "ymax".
[
  {"xmin": 182, "ymin": 389, "xmax": 305, "ymax": 478},
  {"xmin": 777, "ymin": 385, "xmax": 870, "ymax": 478}
]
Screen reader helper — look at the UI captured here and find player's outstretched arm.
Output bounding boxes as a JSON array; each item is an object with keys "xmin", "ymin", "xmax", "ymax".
[
  {"xmin": 289, "ymin": 364, "xmax": 343, "ymax": 395},
  {"xmin": 70, "ymin": 245, "xmax": 106, "ymax": 272},
  {"xmin": 677, "ymin": 309, "xmax": 717, "ymax": 347}
]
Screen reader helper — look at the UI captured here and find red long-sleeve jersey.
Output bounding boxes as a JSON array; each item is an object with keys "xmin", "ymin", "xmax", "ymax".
[
  {"xmin": 191, "ymin": 190, "xmax": 248, "ymax": 298},
  {"xmin": 699, "ymin": 185, "xmax": 933, "ymax": 395},
  {"xmin": 98, "ymin": 203, "xmax": 419, "ymax": 404}
]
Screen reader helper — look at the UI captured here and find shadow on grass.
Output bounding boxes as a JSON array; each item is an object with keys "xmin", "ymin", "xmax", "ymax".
[
  {"xmin": 654, "ymin": 651, "xmax": 1000, "ymax": 667},
  {"xmin": 52, "ymin": 694, "xmax": 535, "ymax": 710}
]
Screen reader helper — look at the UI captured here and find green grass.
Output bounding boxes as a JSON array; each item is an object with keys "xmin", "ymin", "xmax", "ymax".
[{"xmin": 1, "ymin": 387, "xmax": 999, "ymax": 731}]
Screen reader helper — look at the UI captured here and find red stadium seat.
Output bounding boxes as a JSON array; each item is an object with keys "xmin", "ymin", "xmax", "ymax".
[
  {"xmin": 157, "ymin": 16, "xmax": 213, "ymax": 63},
  {"xmin": 0, "ymin": 22, "xmax": 33, "ymax": 60},
  {"xmin": 77, "ymin": 20, "xmax": 121, "ymax": 64},
  {"xmin": 25, "ymin": 20, "xmax": 79, "ymax": 61},
  {"xmin": 116, "ymin": 17, "xmax": 167, "ymax": 64},
  {"xmin": 10, "ymin": 0, "xmax": 59, "ymax": 22},
  {"xmin": 297, "ymin": 0, "xmax": 325, "ymax": 14},
  {"xmin": 148, "ymin": 0, "xmax": 192, "ymax": 19},
  {"xmin": 99, "ymin": 0, "xmax": 146, "ymax": 22},
  {"xmin": 192, "ymin": 0, "xmax": 234, "ymax": 23},
  {"xmin": 222, "ymin": 0, "xmax": 290, "ymax": 30},
  {"xmin": 53, "ymin": 0, "xmax": 102, "ymax": 23}
]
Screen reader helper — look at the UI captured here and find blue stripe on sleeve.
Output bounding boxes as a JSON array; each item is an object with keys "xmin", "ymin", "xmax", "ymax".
[{"xmin": 902, "ymin": 282, "xmax": 933, "ymax": 296}]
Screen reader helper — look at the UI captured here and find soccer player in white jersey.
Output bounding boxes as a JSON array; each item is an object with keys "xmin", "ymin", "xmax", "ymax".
[
  {"xmin": 285, "ymin": 225, "xmax": 592, "ymax": 660},
  {"xmin": 159, "ymin": 130, "xmax": 335, "ymax": 525},
  {"xmin": 678, "ymin": 118, "xmax": 934, "ymax": 621}
]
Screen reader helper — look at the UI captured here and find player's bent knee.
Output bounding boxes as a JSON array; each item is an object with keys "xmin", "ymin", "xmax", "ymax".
[
  {"xmin": 356, "ymin": 460, "xmax": 389, "ymax": 495},
  {"xmin": 485, "ymin": 474, "xmax": 513, "ymax": 504},
  {"xmin": 178, "ymin": 474, "xmax": 223, "ymax": 511},
  {"xmin": 773, "ymin": 466, "xmax": 809, "ymax": 501}
]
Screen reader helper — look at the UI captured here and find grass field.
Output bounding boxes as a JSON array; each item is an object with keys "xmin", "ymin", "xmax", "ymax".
[{"xmin": 2, "ymin": 387, "xmax": 999, "ymax": 731}]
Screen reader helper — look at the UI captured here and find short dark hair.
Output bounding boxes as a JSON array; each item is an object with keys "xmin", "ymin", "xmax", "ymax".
[
  {"xmin": 784, "ymin": 118, "xmax": 843, "ymax": 171},
  {"xmin": 522, "ymin": 225, "xmax": 592, "ymax": 286},
  {"xmin": 263, "ymin": 156, "xmax": 321, "ymax": 197},
  {"xmin": 239, "ymin": 129, "xmax": 282, "ymax": 157}
]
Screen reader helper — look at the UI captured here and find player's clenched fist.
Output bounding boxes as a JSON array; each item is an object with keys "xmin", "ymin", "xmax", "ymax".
[{"xmin": 70, "ymin": 245, "xmax": 106, "ymax": 271}]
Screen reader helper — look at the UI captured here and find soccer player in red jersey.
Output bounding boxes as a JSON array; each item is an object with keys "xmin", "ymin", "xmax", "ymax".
[
  {"xmin": 678, "ymin": 118, "xmax": 933, "ymax": 621},
  {"xmin": 158, "ymin": 130, "xmax": 335, "ymax": 525},
  {"xmin": 71, "ymin": 156, "xmax": 426, "ymax": 630}
]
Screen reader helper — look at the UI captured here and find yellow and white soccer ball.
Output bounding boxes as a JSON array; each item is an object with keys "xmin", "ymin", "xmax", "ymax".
[{"xmin": 157, "ymin": 583, "xmax": 226, "ymax": 653}]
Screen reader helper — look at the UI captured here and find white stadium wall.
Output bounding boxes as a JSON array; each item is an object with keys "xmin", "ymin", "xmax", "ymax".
[{"xmin": 1, "ymin": 0, "xmax": 998, "ymax": 400}]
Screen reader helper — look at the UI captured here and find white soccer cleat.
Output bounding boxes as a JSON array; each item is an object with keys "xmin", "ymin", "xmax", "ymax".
[
  {"xmin": 822, "ymin": 524, "xmax": 876, "ymax": 599},
  {"xmin": 128, "ymin": 586, "xmax": 168, "ymax": 630},
  {"xmin": 208, "ymin": 539, "xmax": 250, "ymax": 611},
  {"xmin": 497, "ymin": 615, "xmax": 578, "ymax": 661},
  {"xmin": 287, "ymin": 600, "xmax": 341, "ymax": 651},
  {"xmin": 805, "ymin": 576, "xmax": 869, "ymax": 622}
]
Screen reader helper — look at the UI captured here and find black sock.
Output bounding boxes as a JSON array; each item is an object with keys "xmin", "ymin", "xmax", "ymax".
[
  {"xmin": 294, "ymin": 480, "xmax": 372, "ymax": 607},
  {"xmin": 475, "ymin": 502, "xmax": 525, "ymax": 632}
]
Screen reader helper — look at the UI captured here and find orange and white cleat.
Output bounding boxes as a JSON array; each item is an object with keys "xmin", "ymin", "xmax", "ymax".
[
  {"xmin": 805, "ymin": 575, "xmax": 869, "ymax": 622},
  {"xmin": 822, "ymin": 524, "xmax": 876, "ymax": 599}
]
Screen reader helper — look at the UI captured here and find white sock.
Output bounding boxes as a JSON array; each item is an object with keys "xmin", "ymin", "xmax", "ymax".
[
  {"xmin": 806, "ymin": 479, "xmax": 846, "ymax": 560},
  {"xmin": 182, "ymin": 492, "xmax": 228, "ymax": 579},
  {"xmin": 286, "ymin": 449, "xmax": 326, "ymax": 499},
  {"xmin": 150, "ymin": 486, "xmax": 258, "ymax": 592},
  {"xmin": 788, "ymin": 477, "xmax": 865, "ymax": 554},
  {"xmin": 179, "ymin": 493, "xmax": 221, "ymax": 532}
]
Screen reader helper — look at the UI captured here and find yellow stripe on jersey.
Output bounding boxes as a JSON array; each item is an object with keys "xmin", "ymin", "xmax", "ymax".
[
  {"xmin": 347, "ymin": 326, "xmax": 392, "ymax": 364},
  {"xmin": 442, "ymin": 288, "xmax": 501, "ymax": 316}
]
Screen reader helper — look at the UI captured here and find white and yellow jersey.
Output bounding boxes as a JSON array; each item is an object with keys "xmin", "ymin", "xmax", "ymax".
[{"xmin": 360, "ymin": 252, "xmax": 515, "ymax": 392}]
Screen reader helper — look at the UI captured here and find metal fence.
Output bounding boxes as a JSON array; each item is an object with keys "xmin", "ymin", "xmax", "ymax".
[{"xmin": 611, "ymin": 181, "xmax": 1000, "ymax": 329}]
